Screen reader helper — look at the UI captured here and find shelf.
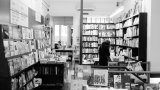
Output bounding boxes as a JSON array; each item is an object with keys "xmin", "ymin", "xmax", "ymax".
[
  {"xmin": 83, "ymin": 29, "xmax": 99, "ymax": 30},
  {"xmin": 98, "ymin": 29, "xmax": 115, "ymax": 30},
  {"xmin": 7, "ymin": 51, "xmax": 33, "ymax": 60},
  {"xmin": 116, "ymin": 14, "xmax": 139, "ymax": 23},
  {"xmin": 115, "ymin": 36, "xmax": 123, "ymax": 38},
  {"xmin": 122, "ymin": 24, "xmax": 139, "ymax": 29},
  {"xmin": 37, "ymin": 45, "xmax": 51, "ymax": 51},
  {"xmin": 99, "ymin": 36, "xmax": 116, "ymax": 38},
  {"xmin": 82, "ymin": 35, "xmax": 98, "ymax": 36},
  {"xmin": 11, "ymin": 62, "xmax": 39, "ymax": 78},
  {"xmin": 35, "ymin": 38, "xmax": 49, "ymax": 40},
  {"xmin": 116, "ymin": 45, "xmax": 138, "ymax": 48},
  {"xmin": 55, "ymin": 49, "xmax": 73, "ymax": 52},
  {"xmin": 123, "ymin": 55, "xmax": 139, "ymax": 61},
  {"xmin": 34, "ymin": 84, "xmax": 63, "ymax": 90},
  {"xmin": 122, "ymin": 14, "xmax": 139, "ymax": 22},
  {"xmin": 127, "ymin": 36, "xmax": 139, "ymax": 38},
  {"xmin": 82, "ymin": 53, "xmax": 98, "ymax": 54},
  {"xmin": 82, "ymin": 41, "xmax": 98, "ymax": 42},
  {"xmin": 19, "ymin": 75, "xmax": 37, "ymax": 89},
  {"xmin": 83, "ymin": 23, "xmax": 114, "ymax": 24},
  {"xmin": 3, "ymin": 39, "xmax": 34, "ymax": 41},
  {"xmin": 98, "ymin": 44, "xmax": 116, "ymax": 46},
  {"xmin": 83, "ymin": 47, "xmax": 98, "ymax": 48}
]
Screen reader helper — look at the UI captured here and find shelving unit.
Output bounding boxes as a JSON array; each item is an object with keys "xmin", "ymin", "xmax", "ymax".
[
  {"xmin": 80, "ymin": 13, "xmax": 147, "ymax": 65},
  {"xmin": 0, "ymin": 0, "xmax": 52, "ymax": 89},
  {"xmin": 115, "ymin": 13, "xmax": 147, "ymax": 67},
  {"xmin": 34, "ymin": 62, "xmax": 65, "ymax": 90},
  {"xmin": 81, "ymin": 17, "xmax": 116, "ymax": 64}
]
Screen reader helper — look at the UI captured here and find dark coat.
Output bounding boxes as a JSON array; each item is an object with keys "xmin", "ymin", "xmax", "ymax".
[{"xmin": 99, "ymin": 41, "xmax": 111, "ymax": 66}]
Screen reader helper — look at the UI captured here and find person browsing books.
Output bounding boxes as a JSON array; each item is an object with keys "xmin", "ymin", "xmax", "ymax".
[{"xmin": 99, "ymin": 40, "xmax": 111, "ymax": 66}]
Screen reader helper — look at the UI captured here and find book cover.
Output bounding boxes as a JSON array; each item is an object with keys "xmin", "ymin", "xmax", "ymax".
[{"xmin": 92, "ymin": 69, "xmax": 108, "ymax": 86}]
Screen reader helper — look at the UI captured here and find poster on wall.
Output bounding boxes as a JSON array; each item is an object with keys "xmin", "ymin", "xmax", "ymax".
[{"xmin": 93, "ymin": 69, "xmax": 108, "ymax": 86}]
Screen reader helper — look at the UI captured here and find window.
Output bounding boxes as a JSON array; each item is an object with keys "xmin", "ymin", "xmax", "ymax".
[{"xmin": 54, "ymin": 25, "xmax": 69, "ymax": 46}]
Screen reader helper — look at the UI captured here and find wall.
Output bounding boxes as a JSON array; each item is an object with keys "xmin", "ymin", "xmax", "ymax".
[
  {"xmin": 149, "ymin": 0, "xmax": 160, "ymax": 71},
  {"xmin": 72, "ymin": 12, "xmax": 80, "ymax": 46}
]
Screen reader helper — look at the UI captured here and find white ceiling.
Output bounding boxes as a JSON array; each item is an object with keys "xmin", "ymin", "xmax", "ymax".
[{"xmin": 47, "ymin": 0, "xmax": 124, "ymax": 16}]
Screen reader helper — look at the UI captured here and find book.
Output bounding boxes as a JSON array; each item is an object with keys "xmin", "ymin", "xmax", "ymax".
[{"xmin": 92, "ymin": 69, "xmax": 108, "ymax": 86}]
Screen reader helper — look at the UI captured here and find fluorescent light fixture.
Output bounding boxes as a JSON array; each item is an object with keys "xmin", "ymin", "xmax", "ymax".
[
  {"xmin": 83, "ymin": 13, "xmax": 89, "ymax": 15},
  {"xmin": 77, "ymin": 8, "xmax": 95, "ymax": 11},
  {"xmin": 110, "ymin": 6, "xmax": 124, "ymax": 18}
]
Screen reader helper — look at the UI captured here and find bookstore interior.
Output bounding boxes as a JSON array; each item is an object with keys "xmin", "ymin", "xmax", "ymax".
[{"xmin": 0, "ymin": 0, "xmax": 160, "ymax": 90}]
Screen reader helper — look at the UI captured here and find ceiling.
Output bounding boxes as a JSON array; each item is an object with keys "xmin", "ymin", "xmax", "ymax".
[{"xmin": 47, "ymin": 0, "xmax": 124, "ymax": 16}]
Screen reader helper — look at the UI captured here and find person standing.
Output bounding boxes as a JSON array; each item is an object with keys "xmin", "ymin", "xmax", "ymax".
[{"xmin": 99, "ymin": 40, "xmax": 111, "ymax": 66}]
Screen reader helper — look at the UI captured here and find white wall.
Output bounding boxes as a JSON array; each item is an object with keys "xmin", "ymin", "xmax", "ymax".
[
  {"xmin": 72, "ymin": 12, "xmax": 80, "ymax": 46},
  {"xmin": 149, "ymin": 0, "xmax": 160, "ymax": 71}
]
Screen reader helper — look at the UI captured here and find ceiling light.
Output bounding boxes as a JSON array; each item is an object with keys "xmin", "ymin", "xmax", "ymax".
[
  {"xmin": 83, "ymin": 13, "xmax": 89, "ymax": 15},
  {"xmin": 77, "ymin": 8, "xmax": 95, "ymax": 11}
]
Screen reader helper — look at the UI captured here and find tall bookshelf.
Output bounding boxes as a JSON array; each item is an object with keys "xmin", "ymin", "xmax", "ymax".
[
  {"xmin": 81, "ymin": 13, "xmax": 147, "ymax": 65},
  {"xmin": 115, "ymin": 13, "xmax": 147, "ymax": 66},
  {"xmin": 0, "ymin": 0, "xmax": 52, "ymax": 90},
  {"xmin": 81, "ymin": 17, "xmax": 116, "ymax": 64}
]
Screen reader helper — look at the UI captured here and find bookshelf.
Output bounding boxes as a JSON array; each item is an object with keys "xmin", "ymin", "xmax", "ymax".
[
  {"xmin": 0, "ymin": 25, "xmax": 52, "ymax": 90},
  {"xmin": 81, "ymin": 13, "xmax": 147, "ymax": 65},
  {"xmin": 81, "ymin": 17, "xmax": 116, "ymax": 64},
  {"xmin": 0, "ymin": 1, "xmax": 52, "ymax": 89},
  {"xmin": 115, "ymin": 13, "xmax": 147, "ymax": 66}
]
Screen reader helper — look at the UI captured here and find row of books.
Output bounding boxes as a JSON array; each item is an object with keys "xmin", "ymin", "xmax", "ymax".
[
  {"xmin": 82, "ymin": 36, "xmax": 98, "ymax": 41},
  {"xmin": 83, "ymin": 42, "xmax": 98, "ymax": 47},
  {"xmin": 2, "ymin": 25, "xmax": 34, "ymax": 39},
  {"xmin": 116, "ymin": 16, "xmax": 139, "ymax": 29},
  {"xmin": 83, "ymin": 24, "xmax": 99, "ymax": 29},
  {"xmin": 11, "ymin": 69, "xmax": 36, "ymax": 90},
  {"xmin": 83, "ymin": 54, "xmax": 98, "ymax": 60},
  {"xmin": 123, "ymin": 19, "xmax": 133, "ymax": 27},
  {"xmin": 99, "ymin": 31, "xmax": 115, "ymax": 37},
  {"xmin": 22, "ymin": 28, "xmax": 34, "ymax": 39},
  {"xmin": 2, "ymin": 25, "xmax": 49, "ymax": 40},
  {"xmin": 35, "ymin": 39, "xmax": 51, "ymax": 49},
  {"xmin": 82, "ymin": 30, "xmax": 98, "ymax": 35},
  {"xmin": 115, "ymin": 1, "xmax": 142, "ymax": 23},
  {"xmin": 124, "ymin": 26, "xmax": 139, "ymax": 38},
  {"xmin": 116, "ymin": 47, "xmax": 133, "ymax": 58},
  {"xmin": 82, "ymin": 48, "xmax": 98, "ymax": 53},
  {"xmin": 8, "ymin": 53, "xmax": 37, "ymax": 76},
  {"xmin": 99, "ymin": 24, "xmax": 115, "ymax": 30},
  {"xmin": 133, "ymin": 17, "xmax": 139, "ymax": 25},
  {"xmin": 124, "ymin": 38, "xmax": 139, "ymax": 47},
  {"xmin": 38, "ymin": 48, "xmax": 51, "ymax": 59},
  {"xmin": 34, "ymin": 29, "xmax": 46, "ymax": 39},
  {"xmin": 115, "ymin": 23, "xmax": 123, "ymax": 29},
  {"xmin": 116, "ymin": 38, "xmax": 139, "ymax": 48},
  {"xmin": 116, "ymin": 29, "xmax": 123, "ymax": 37},
  {"xmin": 83, "ymin": 17, "xmax": 114, "ymax": 23},
  {"xmin": 116, "ymin": 38, "xmax": 123, "ymax": 46},
  {"xmin": 98, "ymin": 38, "xmax": 115, "ymax": 45},
  {"xmin": 83, "ymin": 24, "xmax": 115, "ymax": 30},
  {"xmin": 38, "ymin": 65, "xmax": 64, "ymax": 76},
  {"xmin": 3, "ymin": 40, "xmax": 35, "ymax": 57}
]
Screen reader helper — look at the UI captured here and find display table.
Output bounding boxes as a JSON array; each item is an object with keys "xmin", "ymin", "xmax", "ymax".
[{"xmin": 83, "ymin": 85, "xmax": 128, "ymax": 90}]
